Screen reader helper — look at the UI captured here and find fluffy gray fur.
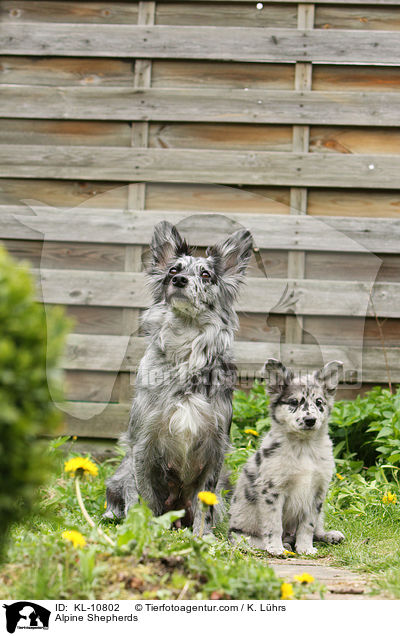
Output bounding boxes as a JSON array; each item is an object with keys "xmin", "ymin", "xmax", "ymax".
[
  {"xmin": 229, "ymin": 359, "xmax": 345, "ymax": 555},
  {"xmin": 105, "ymin": 221, "xmax": 253, "ymax": 534}
]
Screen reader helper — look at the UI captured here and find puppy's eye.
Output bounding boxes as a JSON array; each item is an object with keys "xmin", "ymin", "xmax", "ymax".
[
  {"xmin": 316, "ymin": 398, "xmax": 324, "ymax": 407},
  {"xmin": 288, "ymin": 399, "xmax": 298, "ymax": 408},
  {"xmin": 169, "ymin": 267, "xmax": 178, "ymax": 275},
  {"xmin": 201, "ymin": 270, "xmax": 211, "ymax": 279}
]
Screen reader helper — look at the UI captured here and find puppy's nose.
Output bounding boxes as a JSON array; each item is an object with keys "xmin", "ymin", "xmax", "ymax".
[
  {"xmin": 304, "ymin": 418, "xmax": 316, "ymax": 428},
  {"xmin": 172, "ymin": 274, "xmax": 188, "ymax": 288}
]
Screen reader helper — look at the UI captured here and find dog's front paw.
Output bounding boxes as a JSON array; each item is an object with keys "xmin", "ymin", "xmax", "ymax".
[
  {"xmin": 296, "ymin": 544, "xmax": 317, "ymax": 556},
  {"xmin": 320, "ymin": 530, "xmax": 345, "ymax": 544},
  {"xmin": 265, "ymin": 543, "xmax": 285, "ymax": 556},
  {"xmin": 103, "ymin": 506, "xmax": 124, "ymax": 521}
]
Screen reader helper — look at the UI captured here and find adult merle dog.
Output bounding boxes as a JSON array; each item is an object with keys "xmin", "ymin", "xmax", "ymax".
[{"xmin": 104, "ymin": 221, "xmax": 252, "ymax": 534}]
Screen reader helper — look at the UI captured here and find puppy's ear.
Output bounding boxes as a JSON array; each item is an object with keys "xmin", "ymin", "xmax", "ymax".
[
  {"xmin": 206, "ymin": 229, "xmax": 253, "ymax": 290},
  {"xmin": 315, "ymin": 360, "xmax": 343, "ymax": 394},
  {"xmin": 261, "ymin": 358, "xmax": 293, "ymax": 396},
  {"xmin": 150, "ymin": 221, "xmax": 190, "ymax": 269}
]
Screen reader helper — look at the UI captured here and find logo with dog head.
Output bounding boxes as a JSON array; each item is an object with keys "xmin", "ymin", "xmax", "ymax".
[{"xmin": 3, "ymin": 602, "xmax": 50, "ymax": 633}]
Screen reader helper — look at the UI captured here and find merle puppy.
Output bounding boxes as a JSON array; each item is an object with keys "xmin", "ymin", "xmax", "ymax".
[
  {"xmin": 229, "ymin": 359, "xmax": 345, "ymax": 555},
  {"xmin": 105, "ymin": 221, "xmax": 253, "ymax": 534}
]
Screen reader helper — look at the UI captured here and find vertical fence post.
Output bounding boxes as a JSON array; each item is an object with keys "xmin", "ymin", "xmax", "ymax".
[
  {"xmin": 285, "ymin": 3, "xmax": 315, "ymax": 349},
  {"xmin": 120, "ymin": 1, "xmax": 156, "ymax": 402}
]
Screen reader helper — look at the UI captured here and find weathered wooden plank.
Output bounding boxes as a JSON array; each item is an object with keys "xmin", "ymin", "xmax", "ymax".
[
  {"xmin": 146, "ymin": 183, "xmax": 291, "ymax": 214},
  {"xmin": 151, "ymin": 60, "xmax": 295, "ymax": 89},
  {"xmin": 0, "ymin": 57, "xmax": 293, "ymax": 90},
  {"xmin": 66, "ymin": 369, "xmax": 121, "ymax": 402},
  {"xmin": 31, "ymin": 182, "xmax": 277, "ymax": 218},
  {"xmin": 313, "ymin": 64, "xmax": 400, "ymax": 92},
  {"xmin": 3, "ymin": 207, "xmax": 400, "ymax": 253},
  {"xmin": 2, "ymin": 85, "xmax": 400, "ymax": 126},
  {"xmin": 2, "ymin": 24, "xmax": 400, "ymax": 64},
  {"xmin": 148, "ymin": 122, "xmax": 292, "ymax": 151},
  {"xmin": 304, "ymin": 315, "xmax": 400, "ymax": 346},
  {"xmin": 65, "ymin": 334, "xmax": 139, "ymax": 371},
  {"xmin": 0, "ymin": 145, "xmax": 399, "ymax": 188},
  {"xmin": 237, "ymin": 312, "xmax": 286, "ymax": 343},
  {"xmin": 66, "ymin": 306, "xmax": 124, "ymax": 336},
  {"xmin": 0, "ymin": 177, "xmax": 131, "ymax": 209},
  {"xmin": 239, "ymin": 313, "xmax": 400, "ymax": 347},
  {"xmin": 308, "ymin": 189, "xmax": 400, "ymax": 219},
  {"xmin": 316, "ymin": 5, "xmax": 400, "ymax": 30},
  {"xmin": 61, "ymin": 334, "xmax": 400, "ymax": 383},
  {"xmin": 61, "ymin": 401, "xmax": 130, "ymax": 439},
  {"xmin": 0, "ymin": 56, "xmax": 136, "ymax": 87},
  {"xmin": 32, "ymin": 268, "xmax": 400, "ymax": 317},
  {"xmin": 0, "ymin": 237, "xmax": 125, "ymax": 271},
  {"xmin": 0, "ymin": 0, "xmax": 294, "ymax": 27},
  {"xmin": 306, "ymin": 252, "xmax": 400, "ymax": 283},
  {"xmin": 154, "ymin": 1, "xmax": 400, "ymax": 4},
  {"xmin": 235, "ymin": 341, "xmax": 400, "ymax": 383},
  {"xmin": 0, "ymin": 119, "xmax": 132, "ymax": 148},
  {"xmin": 310, "ymin": 126, "xmax": 400, "ymax": 156},
  {"xmin": 0, "ymin": 2, "xmax": 139, "ymax": 23},
  {"xmin": 155, "ymin": 2, "xmax": 297, "ymax": 27}
]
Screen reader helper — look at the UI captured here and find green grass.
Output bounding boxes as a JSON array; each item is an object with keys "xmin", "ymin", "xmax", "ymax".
[
  {"xmin": 0, "ymin": 444, "xmax": 397, "ymax": 600},
  {"xmin": 315, "ymin": 476, "xmax": 400, "ymax": 597},
  {"xmin": 0, "ymin": 445, "xmax": 287, "ymax": 601},
  {"xmin": 2, "ymin": 384, "xmax": 400, "ymax": 600}
]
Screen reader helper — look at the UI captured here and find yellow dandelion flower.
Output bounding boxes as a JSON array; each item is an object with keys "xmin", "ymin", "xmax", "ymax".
[
  {"xmin": 382, "ymin": 491, "xmax": 397, "ymax": 504},
  {"xmin": 336, "ymin": 473, "xmax": 344, "ymax": 480},
  {"xmin": 280, "ymin": 582, "xmax": 294, "ymax": 600},
  {"xmin": 244, "ymin": 429, "xmax": 259, "ymax": 437},
  {"xmin": 104, "ymin": 501, "xmax": 107, "ymax": 509},
  {"xmin": 72, "ymin": 435, "xmax": 77, "ymax": 441},
  {"xmin": 64, "ymin": 456, "xmax": 98, "ymax": 478},
  {"xmin": 62, "ymin": 530, "xmax": 86, "ymax": 549},
  {"xmin": 198, "ymin": 491, "xmax": 219, "ymax": 506},
  {"xmin": 283, "ymin": 549, "xmax": 296, "ymax": 556},
  {"xmin": 294, "ymin": 572, "xmax": 315, "ymax": 584}
]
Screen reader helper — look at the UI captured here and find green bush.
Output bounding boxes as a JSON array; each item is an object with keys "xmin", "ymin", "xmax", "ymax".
[
  {"xmin": 0, "ymin": 247, "xmax": 70, "ymax": 555},
  {"xmin": 330, "ymin": 386, "xmax": 400, "ymax": 468},
  {"xmin": 227, "ymin": 382, "xmax": 270, "ymax": 481}
]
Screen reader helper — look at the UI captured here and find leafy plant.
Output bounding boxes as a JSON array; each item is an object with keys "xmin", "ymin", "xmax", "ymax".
[
  {"xmin": 226, "ymin": 382, "xmax": 270, "ymax": 481},
  {"xmin": 232, "ymin": 381, "xmax": 270, "ymax": 435},
  {"xmin": 0, "ymin": 247, "xmax": 70, "ymax": 556},
  {"xmin": 115, "ymin": 501, "xmax": 283, "ymax": 599},
  {"xmin": 330, "ymin": 386, "xmax": 400, "ymax": 468}
]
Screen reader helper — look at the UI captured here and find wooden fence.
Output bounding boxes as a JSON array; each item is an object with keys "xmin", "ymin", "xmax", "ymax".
[{"xmin": 1, "ymin": 0, "xmax": 400, "ymax": 454}]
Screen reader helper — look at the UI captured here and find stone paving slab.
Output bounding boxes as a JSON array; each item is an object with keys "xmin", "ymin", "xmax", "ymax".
[{"xmin": 268, "ymin": 557, "xmax": 377, "ymax": 600}]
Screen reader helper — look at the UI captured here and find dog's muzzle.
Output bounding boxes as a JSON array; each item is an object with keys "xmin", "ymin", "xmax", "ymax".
[
  {"xmin": 303, "ymin": 417, "xmax": 316, "ymax": 428},
  {"xmin": 172, "ymin": 274, "xmax": 188, "ymax": 288}
]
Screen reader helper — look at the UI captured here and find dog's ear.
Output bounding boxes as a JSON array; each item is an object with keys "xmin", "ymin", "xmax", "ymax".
[
  {"xmin": 206, "ymin": 229, "xmax": 253, "ymax": 287},
  {"xmin": 150, "ymin": 221, "xmax": 190, "ymax": 269},
  {"xmin": 261, "ymin": 358, "xmax": 293, "ymax": 396},
  {"xmin": 314, "ymin": 360, "xmax": 343, "ymax": 394}
]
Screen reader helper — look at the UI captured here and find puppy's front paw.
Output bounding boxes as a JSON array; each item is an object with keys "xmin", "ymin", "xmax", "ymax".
[
  {"xmin": 296, "ymin": 544, "xmax": 317, "ymax": 556},
  {"xmin": 265, "ymin": 543, "xmax": 285, "ymax": 556},
  {"xmin": 321, "ymin": 530, "xmax": 345, "ymax": 544}
]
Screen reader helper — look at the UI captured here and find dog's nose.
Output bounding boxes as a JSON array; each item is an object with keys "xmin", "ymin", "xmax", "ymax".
[
  {"xmin": 304, "ymin": 418, "xmax": 316, "ymax": 428},
  {"xmin": 172, "ymin": 274, "xmax": 188, "ymax": 288}
]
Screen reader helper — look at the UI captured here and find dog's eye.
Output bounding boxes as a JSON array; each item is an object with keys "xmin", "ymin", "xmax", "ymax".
[
  {"xmin": 288, "ymin": 399, "xmax": 298, "ymax": 408},
  {"xmin": 201, "ymin": 270, "xmax": 211, "ymax": 279},
  {"xmin": 169, "ymin": 267, "xmax": 178, "ymax": 275},
  {"xmin": 316, "ymin": 398, "xmax": 324, "ymax": 407}
]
